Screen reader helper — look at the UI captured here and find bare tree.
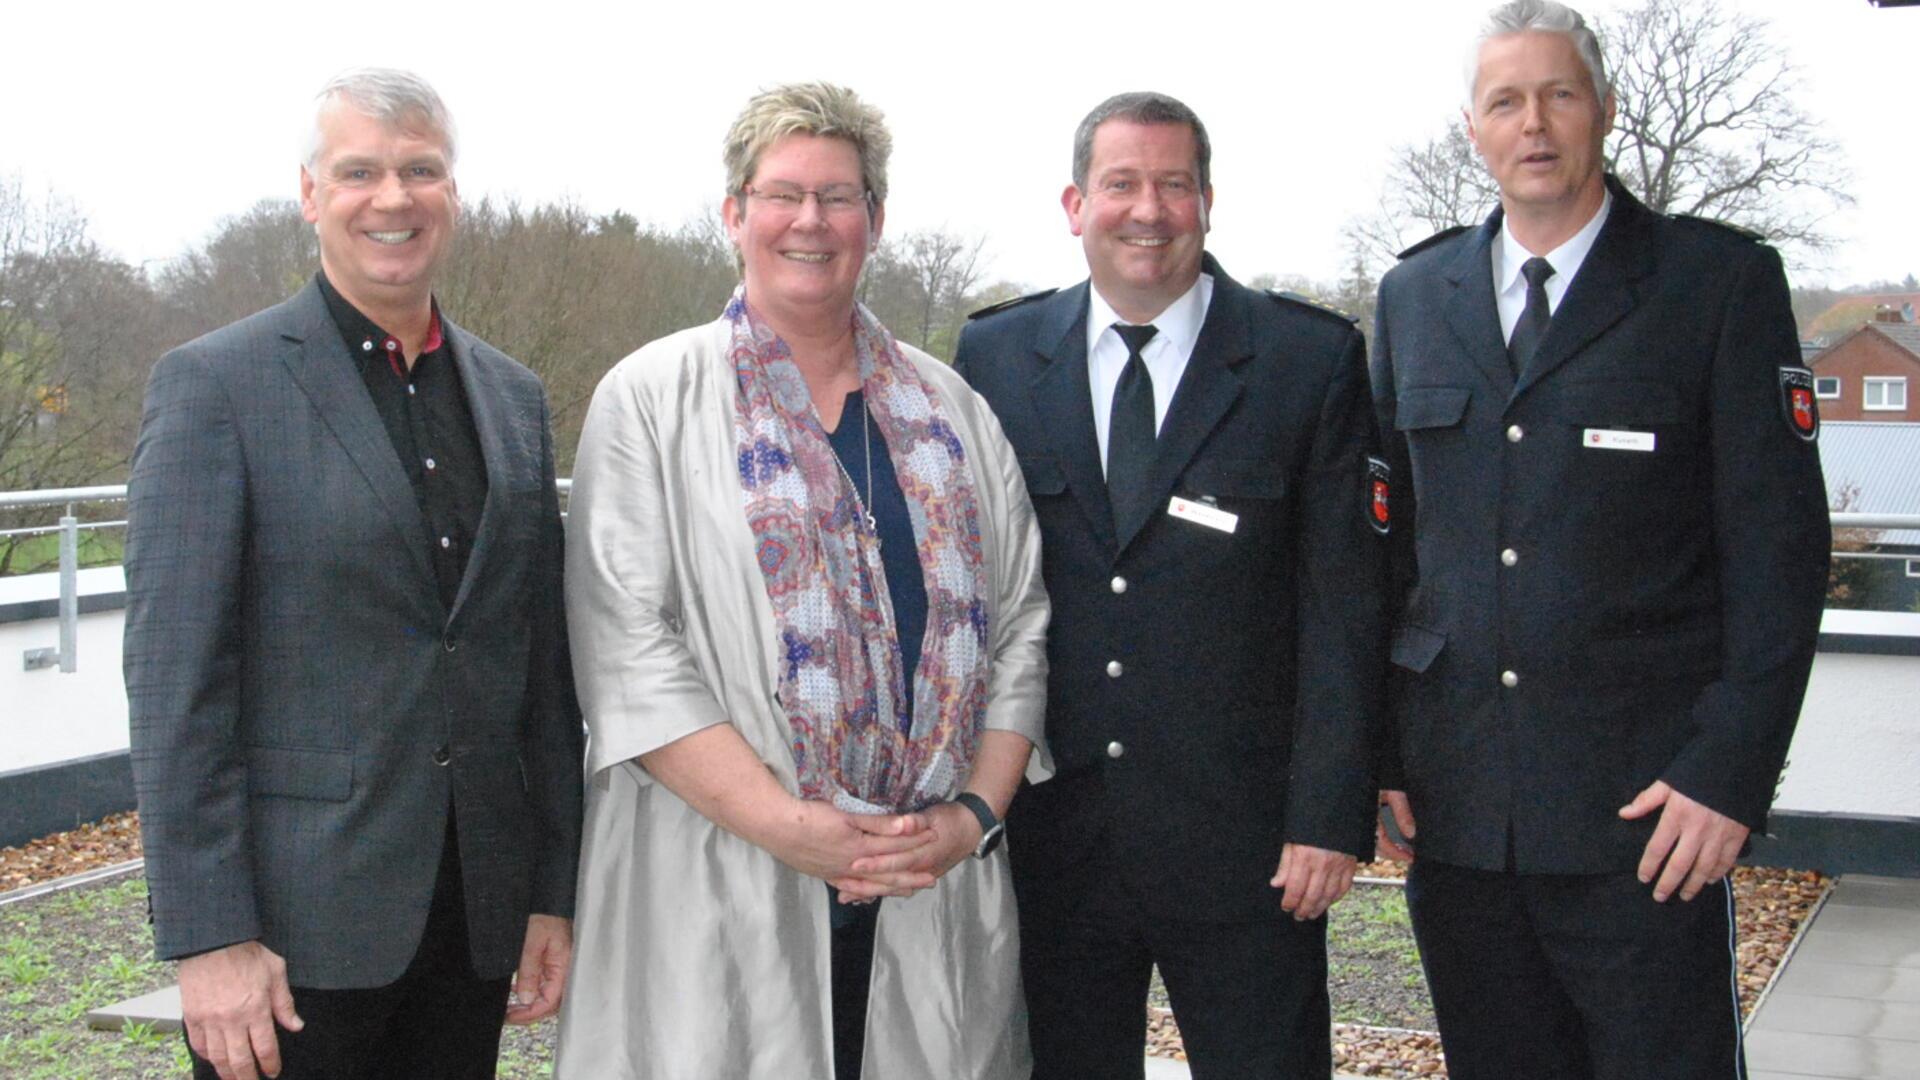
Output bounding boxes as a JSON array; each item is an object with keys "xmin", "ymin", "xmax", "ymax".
[
  {"xmin": 1603, "ymin": 0, "xmax": 1851, "ymax": 257},
  {"xmin": 1348, "ymin": 122, "xmax": 1500, "ymax": 271},
  {"xmin": 0, "ymin": 178, "xmax": 163, "ymax": 572},
  {"xmin": 1349, "ymin": 0, "xmax": 1850, "ymax": 275}
]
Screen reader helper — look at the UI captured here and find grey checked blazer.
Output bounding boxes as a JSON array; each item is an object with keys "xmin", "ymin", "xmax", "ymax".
[{"xmin": 124, "ymin": 279, "xmax": 584, "ymax": 989}]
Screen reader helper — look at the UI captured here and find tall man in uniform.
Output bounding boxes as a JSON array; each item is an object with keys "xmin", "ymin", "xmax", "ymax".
[
  {"xmin": 955, "ymin": 92, "xmax": 1389, "ymax": 1079},
  {"xmin": 124, "ymin": 69, "xmax": 583, "ymax": 1080},
  {"xmin": 1371, "ymin": 3, "xmax": 1829, "ymax": 1077}
]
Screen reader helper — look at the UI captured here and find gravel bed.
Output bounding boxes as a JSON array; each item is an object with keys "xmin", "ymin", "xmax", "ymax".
[{"xmin": 2, "ymin": 819, "xmax": 1829, "ymax": 1078}]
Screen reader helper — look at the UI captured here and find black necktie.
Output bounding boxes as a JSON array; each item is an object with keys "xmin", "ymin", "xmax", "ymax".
[
  {"xmin": 1507, "ymin": 256, "xmax": 1555, "ymax": 378},
  {"xmin": 1107, "ymin": 323, "xmax": 1160, "ymax": 537}
]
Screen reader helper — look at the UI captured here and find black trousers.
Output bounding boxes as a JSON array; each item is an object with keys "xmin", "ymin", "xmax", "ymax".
[
  {"xmin": 829, "ymin": 887, "xmax": 880, "ymax": 1080},
  {"xmin": 1406, "ymin": 859, "xmax": 1746, "ymax": 1080},
  {"xmin": 1020, "ymin": 845, "xmax": 1332, "ymax": 1080},
  {"xmin": 189, "ymin": 821, "xmax": 511, "ymax": 1080}
]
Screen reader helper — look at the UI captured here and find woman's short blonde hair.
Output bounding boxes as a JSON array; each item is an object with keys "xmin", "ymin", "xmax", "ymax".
[{"xmin": 722, "ymin": 82, "xmax": 892, "ymax": 207}]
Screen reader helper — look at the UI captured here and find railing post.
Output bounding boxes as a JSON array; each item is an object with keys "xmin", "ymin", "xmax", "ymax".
[
  {"xmin": 57, "ymin": 509, "xmax": 78, "ymax": 673},
  {"xmin": 21, "ymin": 506, "xmax": 81, "ymax": 673}
]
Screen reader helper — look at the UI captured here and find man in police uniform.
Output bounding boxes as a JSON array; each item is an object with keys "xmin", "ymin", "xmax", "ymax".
[
  {"xmin": 954, "ymin": 92, "xmax": 1388, "ymax": 1078},
  {"xmin": 1371, "ymin": 3, "xmax": 1829, "ymax": 1077}
]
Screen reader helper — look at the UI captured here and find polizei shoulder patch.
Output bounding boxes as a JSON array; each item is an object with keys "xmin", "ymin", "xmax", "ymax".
[
  {"xmin": 1366, "ymin": 455, "xmax": 1392, "ymax": 534},
  {"xmin": 1779, "ymin": 366, "xmax": 1819, "ymax": 442}
]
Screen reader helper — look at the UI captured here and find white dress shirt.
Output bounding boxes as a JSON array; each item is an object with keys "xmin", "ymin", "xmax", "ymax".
[
  {"xmin": 1086, "ymin": 273, "xmax": 1215, "ymax": 476},
  {"xmin": 1493, "ymin": 190, "xmax": 1611, "ymax": 345}
]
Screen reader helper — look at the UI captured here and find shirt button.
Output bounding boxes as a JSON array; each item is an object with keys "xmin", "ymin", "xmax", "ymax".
[
  {"xmin": 431, "ymin": 744, "xmax": 451, "ymax": 767},
  {"xmin": 440, "ymin": 536, "xmax": 451, "ymax": 549},
  {"xmin": 1110, "ymin": 576, "xmax": 1128, "ymax": 594},
  {"xmin": 1501, "ymin": 548, "xmax": 1519, "ymax": 567},
  {"xmin": 1106, "ymin": 741, "xmax": 1126, "ymax": 759},
  {"xmin": 425, "ymin": 457, "xmax": 437, "ymax": 471},
  {"xmin": 1106, "ymin": 660, "xmax": 1124, "ymax": 678},
  {"xmin": 1507, "ymin": 424, "xmax": 1525, "ymax": 443},
  {"xmin": 1501, "ymin": 670, "xmax": 1520, "ymax": 688}
]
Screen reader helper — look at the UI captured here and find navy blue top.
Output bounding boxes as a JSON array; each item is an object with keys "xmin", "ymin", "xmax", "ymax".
[{"xmin": 826, "ymin": 390, "xmax": 927, "ymax": 721}]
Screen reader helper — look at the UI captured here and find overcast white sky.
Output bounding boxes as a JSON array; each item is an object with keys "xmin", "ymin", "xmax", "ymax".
[{"xmin": 4, "ymin": 0, "xmax": 1914, "ymax": 293}]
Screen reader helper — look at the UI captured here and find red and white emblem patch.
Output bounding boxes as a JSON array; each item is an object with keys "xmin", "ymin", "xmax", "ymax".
[
  {"xmin": 1366, "ymin": 455, "xmax": 1392, "ymax": 535},
  {"xmin": 1778, "ymin": 367, "xmax": 1819, "ymax": 442}
]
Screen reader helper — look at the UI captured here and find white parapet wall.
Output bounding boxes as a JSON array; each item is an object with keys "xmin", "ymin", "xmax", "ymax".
[
  {"xmin": 1774, "ymin": 609, "xmax": 1920, "ymax": 820},
  {"xmin": 0, "ymin": 567, "xmax": 132, "ymax": 773}
]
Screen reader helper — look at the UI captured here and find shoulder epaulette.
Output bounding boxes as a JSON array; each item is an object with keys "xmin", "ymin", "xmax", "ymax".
[
  {"xmin": 1396, "ymin": 225, "xmax": 1472, "ymax": 261},
  {"xmin": 1266, "ymin": 289, "xmax": 1359, "ymax": 325},
  {"xmin": 1670, "ymin": 214, "xmax": 1766, "ymax": 243},
  {"xmin": 968, "ymin": 288, "xmax": 1059, "ymax": 321}
]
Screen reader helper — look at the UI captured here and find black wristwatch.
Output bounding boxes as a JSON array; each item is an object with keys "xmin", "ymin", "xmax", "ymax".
[{"xmin": 953, "ymin": 792, "xmax": 1005, "ymax": 859}]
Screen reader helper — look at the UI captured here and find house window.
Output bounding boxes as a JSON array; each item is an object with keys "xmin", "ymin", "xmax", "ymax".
[
  {"xmin": 1815, "ymin": 376, "xmax": 1840, "ymax": 399},
  {"xmin": 1909, "ymin": 559, "xmax": 1920, "ymax": 579},
  {"xmin": 1864, "ymin": 377, "xmax": 1908, "ymax": 411}
]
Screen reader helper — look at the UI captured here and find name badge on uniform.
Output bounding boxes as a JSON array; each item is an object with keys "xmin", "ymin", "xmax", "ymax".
[
  {"xmin": 1168, "ymin": 495, "xmax": 1239, "ymax": 534},
  {"xmin": 1582, "ymin": 428, "xmax": 1656, "ymax": 452}
]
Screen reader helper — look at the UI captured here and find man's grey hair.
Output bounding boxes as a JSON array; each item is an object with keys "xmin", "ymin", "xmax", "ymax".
[
  {"xmin": 1468, "ymin": 0, "xmax": 1612, "ymax": 105},
  {"xmin": 1070, "ymin": 91, "xmax": 1212, "ymax": 192},
  {"xmin": 303, "ymin": 67, "xmax": 458, "ymax": 173}
]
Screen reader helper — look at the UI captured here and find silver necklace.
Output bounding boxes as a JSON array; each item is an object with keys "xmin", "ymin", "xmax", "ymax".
[{"xmin": 831, "ymin": 395, "xmax": 878, "ymax": 538}]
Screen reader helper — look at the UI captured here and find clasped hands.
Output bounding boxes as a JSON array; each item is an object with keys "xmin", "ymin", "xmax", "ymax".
[
  {"xmin": 1374, "ymin": 781, "xmax": 1749, "ymax": 903},
  {"xmin": 761, "ymin": 797, "xmax": 984, "ymax": 903}
]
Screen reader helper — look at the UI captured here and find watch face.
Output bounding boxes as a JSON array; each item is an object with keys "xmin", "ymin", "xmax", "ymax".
[{"xmin": 976, "ymin": 822, "xmax": 1007, "ymax": 859}]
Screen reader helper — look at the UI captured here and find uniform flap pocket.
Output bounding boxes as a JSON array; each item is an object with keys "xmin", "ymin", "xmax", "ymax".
[
  {"xmin": 1018, "ymin": 457, "xmax": 1067, "ymax": 496},
  {"xmin": 1395, "ymin": 387, "xmax": 1472, "ymax": 431},
  {"xmin": 1389, "ymin": 623, "xmax": 1447, "ymax": 674},
  {"xmin": 246, "ymin": 745, "xmax": 353, "ymax": 801},
  {"xmin": 1183, "ymin": 457, "xmax": 1288, "ymax": 499},
  {"xmin": 1541, "ymin": 380, "xmax": 1682, "ymax": 425}
]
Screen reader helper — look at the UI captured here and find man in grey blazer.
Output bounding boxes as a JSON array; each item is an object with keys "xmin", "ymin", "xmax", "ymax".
[{"xmin": 124, "ymin": 68, "xmax": 582, "ymax": 1080}]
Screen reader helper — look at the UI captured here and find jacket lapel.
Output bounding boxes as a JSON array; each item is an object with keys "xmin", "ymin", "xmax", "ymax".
[
  {"xmin": 1512, "ymin": 184, "xmax": 1657, "ymax": 399},
  {"xmin": 1116, "ymin": 256, "xmax": 1248, "ymax": 552},
  {"xmin": 443, "ymin": 322, "xmax": 510, "ymax": 624},
  {"xmin": 1027, "ymin": 282, "xmax": 1119, "ymax": 554},
  {"xmin": 1442, "ymin": 215, "xmax": 1515, "ymax": 398},
  {"xmin": 275, "ymin": 281, "xmax": 438, "ymax": 590}
]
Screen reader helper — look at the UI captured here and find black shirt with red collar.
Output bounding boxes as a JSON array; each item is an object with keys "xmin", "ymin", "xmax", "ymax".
[{"xmin": 317, "ymin": 270, "xmax": 488, "ymax": 610}]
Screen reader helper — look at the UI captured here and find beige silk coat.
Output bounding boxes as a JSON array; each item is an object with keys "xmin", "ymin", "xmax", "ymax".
[{"xmin": 553, "ymin": 317, "xmax": 1051, "ymax": 1079}]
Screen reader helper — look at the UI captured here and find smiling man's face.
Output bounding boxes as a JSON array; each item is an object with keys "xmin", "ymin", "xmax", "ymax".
[
  {"xmin": 1062, "ymin": 119, "xmax": 1212, "ymax": 324},
  {"xmin": 1467, "ymin": 29, "xmax": 1613, "ymax": 226},
  {"xmin": 300, "ymin": 102, "xmax": 458, "ymax": 316}
]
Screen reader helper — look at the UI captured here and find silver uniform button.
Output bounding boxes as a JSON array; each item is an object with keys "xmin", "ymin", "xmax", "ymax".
[
  {"xmin": 1106, "ymin": 660, "xmax": 1124, "ymax": 678},
  {"xmin": 1501, "ymin": 670, "xmax": 1520, "ymax": 688},
  {"xmin": 1507, "ymin": 424, "xmax": 1525, "ymax": 443},
  {"xmin": 439, "ymin": 536, "xmax": 451, "ymax": 549},
  {"xmin": 1501, "ymin": 548, "xmax": 1518, "ymax": 567},
  {"xmin": 1106, "ymin": 741, "xmax": 1125, "ymax": 759},
  {"xmin": 425, "ymin": 457, "xmax": 437, "ymax": 471},
  {"xmin": 1110, "ymin": 576, "xmax": 1128, "ymax": 594}
]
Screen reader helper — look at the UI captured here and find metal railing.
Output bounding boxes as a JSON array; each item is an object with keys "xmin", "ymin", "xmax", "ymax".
[{"xmin": 1, "ymin": 483, "xmax": 1913, "ymax": 674}]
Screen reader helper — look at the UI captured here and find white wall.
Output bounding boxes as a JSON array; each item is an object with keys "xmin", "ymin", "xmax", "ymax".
[
  {"xmin": 1774, "ymin": 610, "xmax": 1920, "ymax": 820},
  {"xmin": 0, "ymin": 568, "xmax": 130, "ymax": 773}
]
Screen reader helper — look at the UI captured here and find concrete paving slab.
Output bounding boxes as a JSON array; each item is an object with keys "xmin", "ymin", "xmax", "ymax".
[
  {"xmin": 1768, "ymin": 959, "xmax": 1920, "ymax": 1003},
  {"xmin": 1745, "ymin": 1028, "xmax": 1920, "ymax": 1079},
  {"xmin": 1827, "ymin": 880, "xmax": 1920, "ymax": 912},
  {"xmin": 1786, "ymin": 930, "xmax": 1920, "ymax": 970},
  {"xmin": 84, "ymin": 982, "xmax": 181, "ymax": 1032},
  {"xmin": 1749, "ymin": 1072, "xmax": 1856, "ymax": 1080},
  {"xmin": 1810, "ymin": 904, "xmax": 1920, "ymax": 943},
  {"xmin": 1748, "ymin": 993, "xmax": 1920, "ymax": 1042}
]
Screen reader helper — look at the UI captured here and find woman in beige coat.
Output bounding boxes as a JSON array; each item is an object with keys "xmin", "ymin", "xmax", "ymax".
[{"xmin": 553, "ymin": 83, "xmax": 1049, "ymax": 1079}]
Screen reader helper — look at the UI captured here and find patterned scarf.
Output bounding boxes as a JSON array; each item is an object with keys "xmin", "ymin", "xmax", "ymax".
[{"xmin": 729, "ymin": 286, "xmax": 991, "ymax": 814}]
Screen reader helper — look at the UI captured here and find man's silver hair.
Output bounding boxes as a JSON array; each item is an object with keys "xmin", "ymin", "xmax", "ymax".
[
  {"xmin": 303, "ymin": 67, "xmax": 457, "ymax": 173},
  {"xmin": 1467, "ymin": 0, "xmax": 1612, "ymax": 105}
]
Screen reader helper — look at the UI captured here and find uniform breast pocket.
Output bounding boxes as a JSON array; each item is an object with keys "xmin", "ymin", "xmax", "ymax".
[
  {"xmin": 1541, "ymin": 381, "xmax": 1699, "ymax": 472},
  {"xmin": 1395, "ymin": 386, "xmax": 1472, "ymax": 437},
  {"xmin": 1176, "ymin": 458, "xmax": 1288, "ymax": 539},
  {"xmin": 1017, "ymin": 457, "xmax": 1068, "ymax": 499}
]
